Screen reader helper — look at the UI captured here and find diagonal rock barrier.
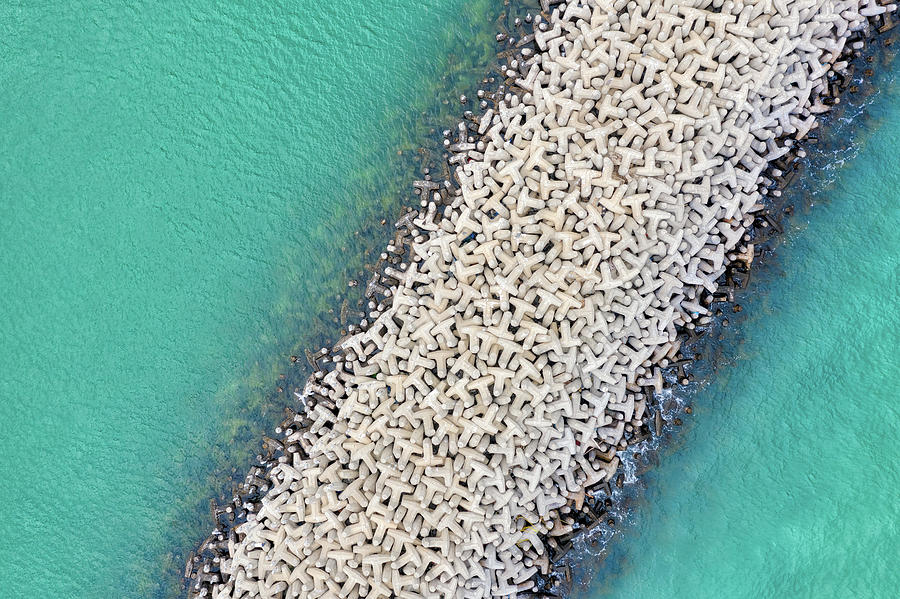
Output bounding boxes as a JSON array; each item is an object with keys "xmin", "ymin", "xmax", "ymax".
[{"xmin": 188, "ymin": 1, "xmax": 896, "ymax": 597}]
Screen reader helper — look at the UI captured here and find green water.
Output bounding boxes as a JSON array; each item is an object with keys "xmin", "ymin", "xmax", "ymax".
[
  {"xmin": 577, "ymin": 47, "xmax": 900, "ymax": 599},
  {"xmin": 2, "ymin": 3, "xmax": 896, "ymax": 599},
  {"xmin": 0, "ymin": 2, "xmax": 509, "ymax": 597}
]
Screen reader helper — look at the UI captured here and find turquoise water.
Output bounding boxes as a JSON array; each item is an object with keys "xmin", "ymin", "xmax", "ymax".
[
  {"xmin": 0, "ymin": 2, "xmax": 507, "ymax": 597},
  {"xmin": 2, "ymin": 3, "xmax": 896, "ymax": 599},
  {"xmin": 577, "ymin": 46, "xmax": 900, "ymax": 599}
]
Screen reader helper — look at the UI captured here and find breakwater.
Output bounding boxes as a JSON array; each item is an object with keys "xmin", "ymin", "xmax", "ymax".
[
  {"xmin": 574, "ymin": 44, "xmax": 900, "ymax": 596},
  {"xmin": 188, "ymin": 1, "xmax": 897, "ymax": 597}
]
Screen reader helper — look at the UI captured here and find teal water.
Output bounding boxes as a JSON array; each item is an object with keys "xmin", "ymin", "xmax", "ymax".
[
  {"xmin": 2, "ymin": 3, "xmax": 896, "ymax": 599},
  {"xmin": 0, "ymin": 2, "xmax": 509, "ymax": 597},
  {"xmin": 577, "ymin": 47, "xmax": 900, "ymax": 599}
]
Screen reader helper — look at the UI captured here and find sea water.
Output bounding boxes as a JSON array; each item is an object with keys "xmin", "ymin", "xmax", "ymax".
[
  {"xmin": 2, "ymin": 4, "xmax": 896, "ymax": 599},
  {"xmin": 0, "ymin": 2, "xmax": 510, "ymax": 597},
  {"xmin": 574, "ymin": 43, "xmax": 900, "ymax": 599}
]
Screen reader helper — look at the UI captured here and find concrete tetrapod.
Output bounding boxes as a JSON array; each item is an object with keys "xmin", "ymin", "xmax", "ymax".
[{"xmin": 191, "ymin": 1, "xmax": 896, "ymax": 598}]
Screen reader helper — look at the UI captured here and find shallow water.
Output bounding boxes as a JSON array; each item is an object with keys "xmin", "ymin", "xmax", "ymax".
[
  {"xmin": 574, "ymin": 42, "xmax": 900, "ymax": 599},
  {"xmin": 0, "ymin": 2, "xmax": 508, "ymax": 597},
  {"xmin": 2, "ymin": 3, "xmax": 897, "ymax": 599}
]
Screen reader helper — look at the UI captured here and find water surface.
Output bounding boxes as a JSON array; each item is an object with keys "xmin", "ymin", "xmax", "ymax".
[{"xmin": 0, "ymin": 2, "xmax": 504, "ymax": 597}]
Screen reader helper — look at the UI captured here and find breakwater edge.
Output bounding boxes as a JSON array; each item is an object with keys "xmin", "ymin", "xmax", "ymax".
[{"xmin": 187, "ymin": 1, "xmax": 898, "ymax": 597}]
